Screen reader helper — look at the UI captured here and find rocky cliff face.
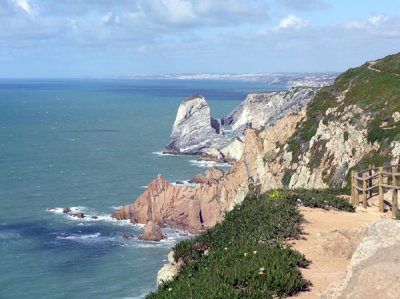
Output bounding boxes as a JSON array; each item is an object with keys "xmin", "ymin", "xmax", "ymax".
[
  {"xmin": 222, "ymin": 87, "xmax": 318, "ymax": 136},
  {"xmin": 163, "ymin": 95, "xmax": 228, "ymax": 155},
  {"xmin": 113, "ymin": 53, "xmax": 400, "ymax": 233}
]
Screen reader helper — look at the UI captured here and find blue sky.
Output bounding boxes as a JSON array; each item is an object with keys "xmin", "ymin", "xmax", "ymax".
[{"xmin": 0, "ymin": 0, "xmax": 399, "ymax": 77}]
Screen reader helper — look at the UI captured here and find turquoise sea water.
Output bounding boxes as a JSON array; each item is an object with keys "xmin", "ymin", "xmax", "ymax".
[{"xmin": 0, "ymin": 79, "xmax": 284, "ymax": 299}]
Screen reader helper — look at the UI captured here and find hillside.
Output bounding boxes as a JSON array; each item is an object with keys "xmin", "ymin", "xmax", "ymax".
[
  {"xmin": 112, "ymin": 52, "xmax": 400, "ymax": 233},
  {"xmin": 281, "ymin": 52, "xmax": 400, "ymax": 188}
]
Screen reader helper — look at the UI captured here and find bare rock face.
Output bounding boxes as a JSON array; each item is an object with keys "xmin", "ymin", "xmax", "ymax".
[
  {"xmin": 322, "ymin": 220, "xmax": 400, "ymax": 299},
  {"xmin": 139, "ymin": 221, "xmax": 164, "ymax": 241},
  {"xmin": 163, "ymin": 95, "xmax": 228, "ymax": 155},
  {"xmin": 222, "ymin": 87, "xmax": 318, "ymax": 136}
]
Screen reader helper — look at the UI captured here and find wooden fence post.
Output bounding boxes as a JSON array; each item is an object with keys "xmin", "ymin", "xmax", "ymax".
[
  {"xmin": 354, "ymin": 172, "xmax": 359, "ymax": 207},
  {"xmin": 362, "ymin": 172, "xmax": 367, "ymax": 209},
  {"xmin": 379, "ymin": 167, "xmax": 384, "ymax": 213},
  {"xmin": 351, "ymin": 171, "xmax": 355, "ymax": 205},
  {"xmin": 392, "ymin": 166, "xmax": 398, "ymax": 217},
  {"xmin": 368, "ymin": 165, "xmax": 373, "ymax": 197}
]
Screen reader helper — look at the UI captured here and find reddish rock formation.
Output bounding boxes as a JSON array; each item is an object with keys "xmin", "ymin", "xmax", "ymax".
[
  {"xmin": 112, "ymin": 130, "xmax": 261, "ymax": 233},
  {"xmin": 63, "ymin": 208, "xmax": 71, "ymax": 213},
  {"xmin": 139, "ymin": 221, "xmax": 165, "ymax": 241}
]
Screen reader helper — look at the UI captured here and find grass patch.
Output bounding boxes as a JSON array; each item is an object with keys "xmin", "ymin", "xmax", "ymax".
[
  {"xmin": 283, "ymin": 189, "xmax": 355, "ymax": 212},
  {"xmin": 148, "ymin": 189, "xmax": 354, "ymax": 298}
]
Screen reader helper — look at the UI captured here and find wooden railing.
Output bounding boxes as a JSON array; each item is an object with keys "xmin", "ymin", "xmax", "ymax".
[{"xmin": 351, "ymin": 165, "xmax": 400, "ymax": 216}]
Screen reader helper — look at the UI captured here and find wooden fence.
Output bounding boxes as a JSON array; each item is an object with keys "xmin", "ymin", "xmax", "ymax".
[{"xmin": 351, "ymin": 165, "xmax": 400, "ymax": 216}]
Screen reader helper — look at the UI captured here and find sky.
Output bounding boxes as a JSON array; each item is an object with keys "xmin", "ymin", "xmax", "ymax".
[{"xmin": 0, "ymin": 0, "xmax": 399, "ymax": 78}]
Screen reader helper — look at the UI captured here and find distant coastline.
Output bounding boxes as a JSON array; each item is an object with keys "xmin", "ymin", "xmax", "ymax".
[{"xmin": 104, "ymin": 72, "xmax": 339, "ymax": 87}]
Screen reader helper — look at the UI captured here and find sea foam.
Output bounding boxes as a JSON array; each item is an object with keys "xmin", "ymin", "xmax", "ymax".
[{"xmin": 189, "ymin": 160, "xmax": 231, "ymax": 168}]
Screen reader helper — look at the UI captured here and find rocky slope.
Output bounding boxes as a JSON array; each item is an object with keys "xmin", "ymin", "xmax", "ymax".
[
  {"xmin": 113, "ymin": 52, "xmax": 400, "ymax": 233},
  {"xmin": 163, "ymin": 95, "xmax": 228, "ymax": 155},
  {"xmin": 222, "ymin": 87, "xmax": 318, "ymax": 136}
]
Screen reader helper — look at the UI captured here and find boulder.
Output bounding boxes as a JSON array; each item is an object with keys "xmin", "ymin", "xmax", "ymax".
[
  {"xmin": 122, "ymin": 233, "xmax": 133, "ymax": 239},
  {"xmin": 163, "ymin": 95, "xmax": 228, "ymax": 155},
  {"xmin": 63, "ymin": 208, "xmax": 71, "ymax": 213},
  {"xmin": 322, "ymin": 220, "xmax": 400, "ymax": 299},
  {"xmin": 191, "ymin": 174, "xmax": 206, "ymax": 184},
  {"xmin": 139, "ymin": 221, "xmax": 165, "ymax": 241},
  {"xmin": 72, "ymin": 212, "xmax": 84, "ymax": 218},
  {"xmin": 91, "ymin": 216, "xmax": 98, "ymax": 219}
]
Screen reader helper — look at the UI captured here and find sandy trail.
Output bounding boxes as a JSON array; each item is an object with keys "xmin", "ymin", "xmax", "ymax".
[
  {"xmin": 290, "ymin": 205, "xmax": 391, "ymax": 299},
  {"xmin": 367, "ymin": 60, "xmax": 400, "ymax": 77}
]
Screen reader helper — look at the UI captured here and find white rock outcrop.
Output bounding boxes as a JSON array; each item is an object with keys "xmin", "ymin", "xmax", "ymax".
[
  {"xmin": 223, "ymin": 87, "xmax": 318, "ymax": 136},
  {"xmin": 164, "ymin": 95, "xmax": 228, "ymax": 155}
]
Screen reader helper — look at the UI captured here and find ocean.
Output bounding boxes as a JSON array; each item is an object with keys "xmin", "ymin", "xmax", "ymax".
[{"xmin": 0, "ymin": 79, "xmax": 284, "ymax": 299}]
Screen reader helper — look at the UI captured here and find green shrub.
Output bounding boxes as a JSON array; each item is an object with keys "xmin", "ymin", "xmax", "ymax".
[
  {"xmin": 150, "ymin": 245, "xmax": 309, "ymax": 299},
  {"xmin": 150, "ymin": 193, "xmax": 310, "ymax": 298},
  {"xmin": 284, "ymin": 188, "xmax": 355, "ymax": 212}
]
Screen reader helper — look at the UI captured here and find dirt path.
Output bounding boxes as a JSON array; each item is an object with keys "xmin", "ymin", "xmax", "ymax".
[
  {"xmin": 290, "ymin": 205, "xmax": 391, "ymax": 299},
  {"xmin": 368, "ymin": 60, "xmax": 400, "ymax": 77}
]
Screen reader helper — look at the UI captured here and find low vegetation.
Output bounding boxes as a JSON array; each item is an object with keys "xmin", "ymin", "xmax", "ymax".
[
  {"xmin": 148, "ymin": 189, "xmax": 354, "ymax": 299},
  {"xmin": 286, "ymin": 52, "xmax": 400, "ymax": 179}
]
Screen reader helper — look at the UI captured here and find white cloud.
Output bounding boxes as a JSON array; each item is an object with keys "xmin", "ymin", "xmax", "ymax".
[
  {"xmin": 153, "ymin": 0, "xmax": 197, "ymax": 24},
  {"xmin": 275, "ymin": 15, "xmax": 308, "ymax": 30},
  {"xmin": 368, "ymin": 15, "xmax": 389, "ymax": 26},
  {"xmin": 15, "ymin": 0, "xmax": 31, "ymax": 15},
  {"xmin": 345, "ymin": 15, "xmax": 391, "ymax": 29}
]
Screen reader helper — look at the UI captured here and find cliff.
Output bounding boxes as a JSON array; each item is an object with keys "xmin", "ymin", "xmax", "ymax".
[{"xmin": 113, "ymin": 52, "xmax": 400, "ymax": 233}]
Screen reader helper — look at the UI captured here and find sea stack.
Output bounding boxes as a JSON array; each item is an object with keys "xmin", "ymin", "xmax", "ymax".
[
  {"xmin": 163, "ymin": 94, "xmax": 228, "ymax": 155},
  {"xmin": 139, "ymin": 221, "xmax": 165, "ymax": 241}
]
